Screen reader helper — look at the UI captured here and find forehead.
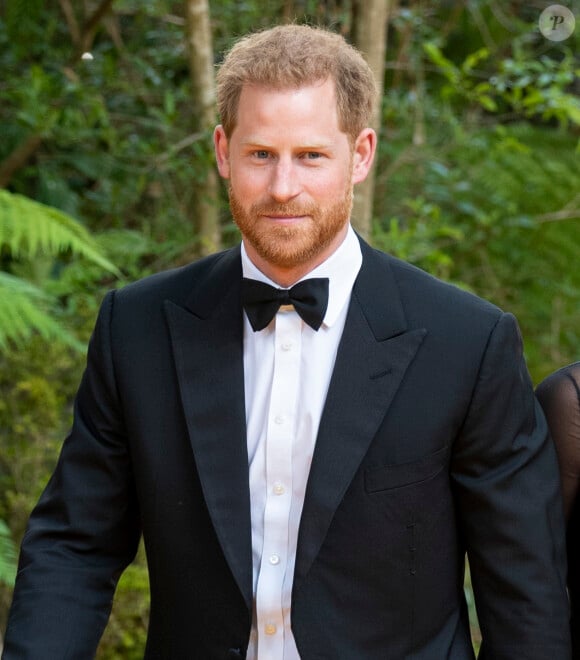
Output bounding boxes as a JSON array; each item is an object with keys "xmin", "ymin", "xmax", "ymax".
[{"xmin": 233, "ymin": 79, "xmax": 344, "ymax": 144}]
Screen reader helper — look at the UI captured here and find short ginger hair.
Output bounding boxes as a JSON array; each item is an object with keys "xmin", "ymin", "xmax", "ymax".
[{"xmin": 215, "ymin": 24, "xmax": 377, "ymax": 142}]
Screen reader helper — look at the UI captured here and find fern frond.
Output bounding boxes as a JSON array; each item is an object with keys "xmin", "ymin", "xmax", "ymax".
[
  {"xmin": 0, "ymin": 190, "xmax": 120, "ymax": 276},
  {"xmin": 0, "ymin": 273, "xmax": 84, "ymax": 352},
  {"xmin": 0, "ymin": 519, "xmax": 17, "ymax": 586}
]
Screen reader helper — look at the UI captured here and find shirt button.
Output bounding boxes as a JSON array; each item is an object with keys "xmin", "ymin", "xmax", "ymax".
[
  {"xmin": 265, "ymin": 623, "xmax": 277, "ymax": 635},
  {"xmin": 274, "ymin": 415, "xmax": 284, "ymax": 425},
  {"xmin": 281, "ymin": 342, "xmax": 293, "ymax": 351},
  {"xmin": 269, "ymin": 554, "xmax": 280, "ymax": 565},
  {"xmin": 273, "ymin": 482, "xmax": 285, "ymax": 495}
]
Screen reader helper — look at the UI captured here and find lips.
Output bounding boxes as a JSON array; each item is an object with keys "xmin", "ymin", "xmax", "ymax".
[{"xmin": 262, "ymin": 214, "xmax": 308, "ymax": 220}]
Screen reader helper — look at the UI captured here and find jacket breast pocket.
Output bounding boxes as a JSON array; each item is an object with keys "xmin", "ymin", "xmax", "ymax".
[
  {"xmin": 364, "ymin": 445, "xmax": 448, "ymax": 494},
  {"xmin": 361, "ymin": 446, "xmax": 454, "ymax": 574}
]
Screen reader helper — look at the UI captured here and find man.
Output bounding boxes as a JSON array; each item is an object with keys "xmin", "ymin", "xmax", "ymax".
[{"xmin": 2, "ymin": 24, "xmax": 571, "ymax": 659}]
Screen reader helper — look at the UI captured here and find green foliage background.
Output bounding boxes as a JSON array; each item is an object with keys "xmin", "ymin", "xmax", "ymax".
[{"xmin": 0, "ymin": 1, "xmax": 578, "ymax": 655}]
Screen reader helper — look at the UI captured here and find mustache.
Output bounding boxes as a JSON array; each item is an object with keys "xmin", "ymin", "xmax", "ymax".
[{"xmin": 249, "ymin": 201, "xmax": 318, "ymax": 216}]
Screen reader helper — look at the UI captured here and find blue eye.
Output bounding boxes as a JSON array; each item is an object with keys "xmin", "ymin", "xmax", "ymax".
[{"xmin": 255, "ymin": 150, "xmax": 269, "ymax": 159}]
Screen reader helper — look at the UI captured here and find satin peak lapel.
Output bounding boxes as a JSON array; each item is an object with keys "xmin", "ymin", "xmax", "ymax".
[
  {"xmin": 294, "ymin": 243, "xmax": 427, "ymax": 585},
  {"xmin": 164, "ymin": 248, "xmax": 253, "ymax": 609}
]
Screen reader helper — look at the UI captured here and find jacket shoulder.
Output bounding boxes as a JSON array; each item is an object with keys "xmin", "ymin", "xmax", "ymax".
[
  {"xmin": 112, "ymin": 246, "xmax": 240, "ymax": 308},
  {"xmin": 380, "ymin": 248, "xmax": 503, "ymax": 323}
]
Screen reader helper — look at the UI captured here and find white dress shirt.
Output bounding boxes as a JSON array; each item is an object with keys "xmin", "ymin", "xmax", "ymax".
[{"xmin": 242, "ymin": 226, "xmax": 362, "ymax": 659}]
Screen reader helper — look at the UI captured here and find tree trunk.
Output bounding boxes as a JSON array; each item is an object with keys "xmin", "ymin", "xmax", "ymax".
[
  {"xmin": 351, "ymin": 0, "xmax": 392, "ymax": 242},
  {"xmin": 184, "ymin": 0, "xmax": 220, "ymax": 256},
  {"xmin": 282, "ymin": 0, "xmax": 295, "ymax": 23},
  {"xmin": 74, "ymin": 0, "xmax": 116, "ymax": 60},
  {"xmin": 0, "ymin": 134, "xmax": 43, "ymax": 189}
]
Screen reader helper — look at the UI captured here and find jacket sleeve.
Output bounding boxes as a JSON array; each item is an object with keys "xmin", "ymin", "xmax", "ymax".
[
  {"xmin": 2, "ymin": 290, "xmax": 141, "ymax": 659},
  {"xmin": 451, "ymin": 312, "xmax": 571, "ymax": 659}
]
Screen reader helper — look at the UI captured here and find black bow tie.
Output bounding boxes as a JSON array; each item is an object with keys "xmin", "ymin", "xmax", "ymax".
[{"xmin": 241, "ymin": 277, "xmax": 329, "ymax": 332}]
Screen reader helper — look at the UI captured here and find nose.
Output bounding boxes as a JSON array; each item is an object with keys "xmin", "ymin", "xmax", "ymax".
[{"xmin": 268, "ymin": 157, "xmax": 301, "ymax": 202}]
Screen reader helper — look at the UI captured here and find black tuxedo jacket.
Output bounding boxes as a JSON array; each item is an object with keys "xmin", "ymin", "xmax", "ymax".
[{"xmin": 3, "ymin": 238, "xmax": 571, "ymax": 659}]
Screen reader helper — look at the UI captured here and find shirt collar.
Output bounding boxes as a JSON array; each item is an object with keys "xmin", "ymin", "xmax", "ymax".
[{"xmin": 241, "ymin": 224, "xmax": 362, "ymax": 328}]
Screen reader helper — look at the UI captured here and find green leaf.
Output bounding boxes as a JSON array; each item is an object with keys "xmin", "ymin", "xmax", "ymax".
[
  {"xmin": 0, "ymin": 519, "xmax": 17, "ymax": 586},
  {"xmin": 0, "ymin": 273, "xmax": 85, "ymax": 352},
  {"xmin": 462, "ymin": 48, "xmax": 490, "ymax": 74},
  {"xmin": 478, "ymin": 95, "xmax": 498, "ymax": 112},
  {"xmin": 0, "ymin": 190, "xmax": 121, "ymax": 276},
  {"xmin": 423, "ymin": 42, "xmax": 460, "ymax": 84}
]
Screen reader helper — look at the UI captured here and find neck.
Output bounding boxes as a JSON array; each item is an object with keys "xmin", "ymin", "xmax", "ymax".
[{"xmin": 243, "ymin": 224, "xmax": 349, "ymax": 288}]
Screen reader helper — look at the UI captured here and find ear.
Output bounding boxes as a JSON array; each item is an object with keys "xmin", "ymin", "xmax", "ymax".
[
  {"xmin": 214, "ymin": 125, "xmax": 231, "ymax": 179},
  {"xmin": 351, "ymin": 128, "xmax": 377, "ymax": 185}
]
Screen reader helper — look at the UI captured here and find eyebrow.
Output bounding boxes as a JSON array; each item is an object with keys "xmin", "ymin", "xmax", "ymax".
[{"xmin": 240, "ymin": 139, "xmax": 334, "ymax": 151}]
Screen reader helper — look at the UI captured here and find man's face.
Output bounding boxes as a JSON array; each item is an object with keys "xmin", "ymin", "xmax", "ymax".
[{"xmin": 214, "ymin": 78, "xmax": 373, "ymax": 284}]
